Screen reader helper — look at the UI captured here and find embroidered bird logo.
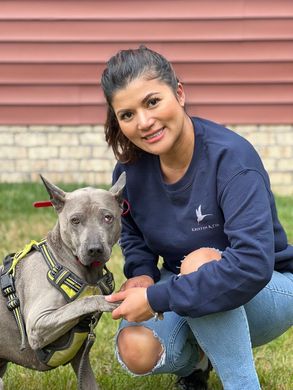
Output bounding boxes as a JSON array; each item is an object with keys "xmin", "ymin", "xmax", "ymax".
[{"xmin": 196, "ymin": 205, "xmax": 212, "ymax": 224}]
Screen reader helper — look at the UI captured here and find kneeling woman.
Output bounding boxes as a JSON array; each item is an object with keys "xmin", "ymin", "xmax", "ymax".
[{"xmin": 102, "ymin": 46, "xmax": 293, "ymax": 390}]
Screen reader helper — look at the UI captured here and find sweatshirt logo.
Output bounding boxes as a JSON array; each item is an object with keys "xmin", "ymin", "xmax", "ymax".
[{"xmin": 196, "ymin": 205, "xmax": 212, "ymax": 224}]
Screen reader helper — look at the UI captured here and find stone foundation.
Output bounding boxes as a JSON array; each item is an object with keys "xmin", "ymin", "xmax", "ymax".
[
  {"xmin": 0, "ymin": 125, "xmax": 115, "ymax": 186},
  {"xmin": 0, "ymin": 124, "xmax": 292, "ymax": 195}
]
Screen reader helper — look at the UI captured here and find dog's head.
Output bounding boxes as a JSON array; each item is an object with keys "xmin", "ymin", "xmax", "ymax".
[{"xmin": 40, "ymin": 173, "xmax": 126, "ymax": 268}]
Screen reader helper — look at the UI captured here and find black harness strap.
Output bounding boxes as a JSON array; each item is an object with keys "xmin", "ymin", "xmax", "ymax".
[{"xmin": 0, "ymin": 254, "xmax": 27, "ymax": 350}]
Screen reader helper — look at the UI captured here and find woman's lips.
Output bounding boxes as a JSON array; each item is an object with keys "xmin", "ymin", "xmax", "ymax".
[{"xmin": 143, "ymin": 128, "xmax": 165, "ymax": 143}]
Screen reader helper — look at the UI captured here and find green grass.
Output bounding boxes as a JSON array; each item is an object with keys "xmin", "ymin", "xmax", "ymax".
[{"xmin": 0, "ymin": 183, "xmax": 292, "ymax": 389}]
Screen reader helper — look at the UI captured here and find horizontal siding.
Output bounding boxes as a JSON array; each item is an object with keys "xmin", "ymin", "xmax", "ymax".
[
  {"xmin": 1, "ymin": 42, "xmax": 293, "ymax": 62},
  {"xmin": 0, "ymin": 0, "xmax": 292, "ymax": 125},
  {"xmin": 1, "ymin": 19, "xmax": 293, "ymax": 41},
  {"xmin": 1, "ymin": 1, "xmax": 293, "ymax": 19},
  {"xmin": 0, "ymin": 106, "xmax": 105, "ymax": 125},
  {"xmin": 1, "ymin": 85, "xmax": 292, "ymax": 105},
  {"xmin": 1, "ymin": 63, "xmax": 293, "ymax": 84}
]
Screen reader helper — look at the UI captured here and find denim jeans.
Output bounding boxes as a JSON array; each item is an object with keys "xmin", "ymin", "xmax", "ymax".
[{"xmin": 116, "ymin": 269, "xmax": 293, "ymax": 390}]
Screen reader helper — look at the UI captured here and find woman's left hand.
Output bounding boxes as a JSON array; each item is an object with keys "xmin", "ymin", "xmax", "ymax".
[{"xmin": 105, "ymin": 287, "xmax": 154, "ymax": 322}]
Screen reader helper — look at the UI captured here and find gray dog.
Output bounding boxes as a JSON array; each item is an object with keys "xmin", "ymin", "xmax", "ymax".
[{"xmin": 0, "ymin": 173, "xmax": 126, "ymax": 390}]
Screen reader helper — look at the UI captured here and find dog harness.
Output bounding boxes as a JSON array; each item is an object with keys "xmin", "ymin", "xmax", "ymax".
[{"xmin": 0, "ymin": 239, "xmax": 115, "ymax": 367}]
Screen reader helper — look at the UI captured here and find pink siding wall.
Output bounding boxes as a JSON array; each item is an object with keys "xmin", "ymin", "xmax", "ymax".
[{"xmin": 0, "ymin": 0, "xmax": 292, "ymax": 125}]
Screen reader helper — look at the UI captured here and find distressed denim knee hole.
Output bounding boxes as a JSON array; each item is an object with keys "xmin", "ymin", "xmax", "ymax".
[{"xmin": 115, "ymin": 325, "xmax": 166, "ymax": 377}]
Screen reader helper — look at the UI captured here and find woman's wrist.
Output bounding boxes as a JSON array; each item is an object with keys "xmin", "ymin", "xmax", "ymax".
[{"xmin": 144, "ymin": 290, "xmax": 164, "ymax": 321}]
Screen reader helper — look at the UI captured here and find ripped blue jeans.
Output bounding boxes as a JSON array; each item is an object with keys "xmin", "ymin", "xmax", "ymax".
[{"xmin": 115, "ymin": 269, "xmax": 293, "ymax": 390}]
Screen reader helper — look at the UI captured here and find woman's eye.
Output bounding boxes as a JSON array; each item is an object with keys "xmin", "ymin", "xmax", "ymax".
[
  {"xmin": 147, "ymin": 97, "xmax": 160, "ymax": 108},
  {"xmin": 104, "ymin": 214, "xmax": 114, "ymax": 224},
  {"xmin": 71, "ymin": 217, "xmax": 80, "ymax": 225},
  {"xmin": 120, "ymin": 111, "xmax": 133, "ymax": 121}
]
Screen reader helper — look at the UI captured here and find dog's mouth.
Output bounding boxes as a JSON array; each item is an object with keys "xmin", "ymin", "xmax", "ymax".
[
  {"xmin": 76, "ymin": 257, "xmax": 103, "ymax": 269},
  {"xmin": 91, "ymin": 261, "xmax": 102, "ymax": 268}
]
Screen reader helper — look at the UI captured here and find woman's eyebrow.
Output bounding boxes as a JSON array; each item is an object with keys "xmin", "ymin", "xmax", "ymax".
[{"xmin": 141, "ymin": 92, "xmax": 159, "ymax": 104}]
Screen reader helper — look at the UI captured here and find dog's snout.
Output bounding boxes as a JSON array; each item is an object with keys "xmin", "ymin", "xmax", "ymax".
[{"xmin": 87, "ymin": 245, "xmax": 103, "ymax": 258}]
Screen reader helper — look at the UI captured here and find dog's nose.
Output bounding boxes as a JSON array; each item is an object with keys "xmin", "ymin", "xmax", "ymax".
[{"xmin": 87, "ymin": 245, "xmax": 103, "ymax": 258}]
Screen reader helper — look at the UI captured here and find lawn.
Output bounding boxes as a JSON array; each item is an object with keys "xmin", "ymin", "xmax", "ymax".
[{"xmin": 0, "ymin": 182, "xmax": 292, "ymax": 389}]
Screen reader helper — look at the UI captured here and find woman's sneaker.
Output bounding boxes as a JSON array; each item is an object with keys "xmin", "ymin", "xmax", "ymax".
[{"xmin": 176, "ymin": 360, "xmax": 212, "ymax": 390}]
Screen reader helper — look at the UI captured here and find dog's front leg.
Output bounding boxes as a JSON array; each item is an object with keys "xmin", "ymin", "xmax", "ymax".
[{"xmin": 26, "ymin": 295, "xmax": 118, "ymax": 350}]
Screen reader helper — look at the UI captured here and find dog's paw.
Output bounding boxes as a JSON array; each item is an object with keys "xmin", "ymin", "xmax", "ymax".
[{"xmin": 94, "ymin": 295, "xmax": 120, "ymax": 312}]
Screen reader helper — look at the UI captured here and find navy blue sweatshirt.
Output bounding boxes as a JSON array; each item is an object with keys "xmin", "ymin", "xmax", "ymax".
[{"xmin": 113, "ymin": 117, "xmax": 293, "ymax": 317}]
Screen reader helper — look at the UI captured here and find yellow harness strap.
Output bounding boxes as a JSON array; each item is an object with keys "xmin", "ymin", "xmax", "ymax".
[{"xmin": 9, "ymin": 240, "xmax": 40, "ymax": 276}]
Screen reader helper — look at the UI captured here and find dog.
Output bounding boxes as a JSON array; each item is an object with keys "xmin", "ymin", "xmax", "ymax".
[{"xmin": 0, "ymin": 173, "xmax": 126, "ymax": 390}]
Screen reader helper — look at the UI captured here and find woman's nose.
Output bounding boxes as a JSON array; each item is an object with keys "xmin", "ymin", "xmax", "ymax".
[{"xmin": 137, "ymin": 110, "xmax": 154, "ymax": 130}]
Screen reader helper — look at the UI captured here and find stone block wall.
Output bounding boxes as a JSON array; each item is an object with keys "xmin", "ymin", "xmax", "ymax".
[
  {"xmin": 230, "ymin": 125, "xmax": 293, "ymax": 195},
  {"xmin": 0, "ymin": 124, "xmax": 292, "ymax": 195},
  {"xmin": 0, "ymin": 125, "xmax": 115, "ymax": 186}
]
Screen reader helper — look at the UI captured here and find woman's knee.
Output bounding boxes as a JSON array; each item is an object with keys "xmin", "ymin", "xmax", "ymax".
[
  {"xmin": 180, "ymin": 247, "xmax": 221, "ymax": 274},
  {"xmin": 117, "ymin": 326, "xmax": 163, "ymax": 375}
]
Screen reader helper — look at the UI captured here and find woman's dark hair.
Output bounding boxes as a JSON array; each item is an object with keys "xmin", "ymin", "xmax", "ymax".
[{"xmin": 101, "ymin": 46, "xmax": 179, "ymax": 163}]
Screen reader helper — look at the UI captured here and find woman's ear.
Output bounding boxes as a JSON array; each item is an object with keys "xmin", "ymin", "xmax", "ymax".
[{"xmin": 176, "ymin": 83, "xmax": 185, "ymax": 107}]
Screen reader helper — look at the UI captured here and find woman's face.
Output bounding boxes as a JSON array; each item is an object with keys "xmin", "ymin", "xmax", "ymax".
[{"xmin": 111, "ymin": 76, "xmax": 190, "ymax": 157}]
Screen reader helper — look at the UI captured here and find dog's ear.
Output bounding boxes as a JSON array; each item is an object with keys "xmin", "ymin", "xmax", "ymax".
[
  {"xmin": 109, "ymin": 172, "xmax": 126, "ymax": 205},
  {"xmin": 40, "ymin": 175, "xmax": 66, "ymax": 213}
]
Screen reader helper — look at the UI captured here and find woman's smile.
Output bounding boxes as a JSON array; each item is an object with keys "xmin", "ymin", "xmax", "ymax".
[{"xmin": 142, "ymin": 127, "xmax": 165, "ymax": 143}]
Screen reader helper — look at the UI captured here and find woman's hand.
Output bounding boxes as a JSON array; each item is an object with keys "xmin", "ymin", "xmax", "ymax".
[
  {"xmin": 105, "ymin": 287, "xmax": 154, "ymax": 322},
  {"xmin": 119, "ymin": 275, "xmax": 154, "ymax": 291}
]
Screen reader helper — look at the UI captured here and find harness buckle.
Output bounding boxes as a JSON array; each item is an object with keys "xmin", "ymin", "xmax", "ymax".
[
  {"xmin": 47, "ymin": 265, "xmax": 63, "ymax": 282},
  {"xmin": 50, "ymin": 265, "xmax": 62, "ymax": 277},
  {"xmin": 0, "ymin": 273, "xmax": 20, "ymax": 311},
  {"xmin": 96, "ymin": 269, "xmax": 115, "ymax": 295},
  {"xmin": 7, "ymin": 295, "xmax": 20, "ymax": 311},
  {"xmin": 89, "ymin": 316, "xmax": 98, "ymax": 333},
  {"xmin": 87, "ymin": 316, "xmax": 97, "ymax": 345},
  {"xmin": 0, "ymin": 273, "xmax": 16, "ymax": 297}
]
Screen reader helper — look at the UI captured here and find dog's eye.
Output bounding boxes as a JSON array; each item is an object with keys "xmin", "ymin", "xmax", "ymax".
[
  {"xmin": 71, "ymin": 217, "xmax": 80, "ymax": 225},
  {"xmin": 104, "ymin": 214, "xmax": 113, "ymax": 224}
]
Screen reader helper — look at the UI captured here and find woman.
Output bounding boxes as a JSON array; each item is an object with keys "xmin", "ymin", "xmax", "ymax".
[{"xmin": 102, "ymin": 46, "xmax": 293, "ymax": 389}]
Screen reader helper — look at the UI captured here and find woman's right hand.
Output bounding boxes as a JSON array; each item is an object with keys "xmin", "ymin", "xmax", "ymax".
[{"xmin": 119, "ymin": 275, "xmax": 154, "ymax": 291}]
